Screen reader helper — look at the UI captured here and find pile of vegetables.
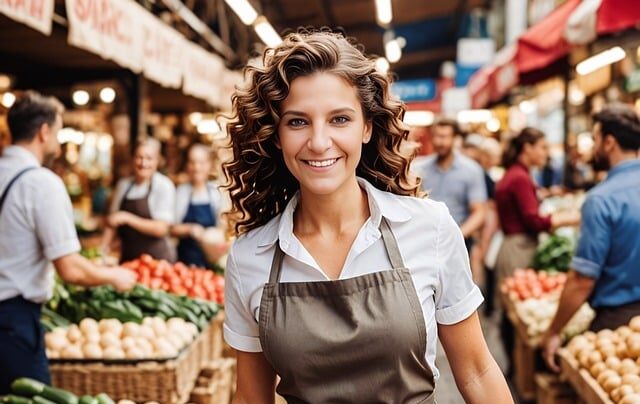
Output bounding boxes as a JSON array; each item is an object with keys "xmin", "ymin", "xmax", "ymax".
[
  {"xmin": 516, "ymin": 297, "xmax": 594, "ymax": 339},
  {"xmin": 502, "ymin": 268, "xmax": 567, "ymax": 301},
  {"xmin": 45, "ymin": 282, "xmax": 219, "ymax": 331},
  {"xmin": 122, "ymin": 255, "xmax": 224, "ymax": 304},
  {"xmin": 1, "ymin": 378, "xmax": 157, "ymax": 404},
  {"xmin": 532, "ymin": 234, "xmax": 575, "ymax": 272},
  {"xmin": 45, "ymin": 317, "xmax": 198, "ymax": 360},
  {"xmin": 565, "ymin": 316, "xmax": 640, "ymax": 403}
]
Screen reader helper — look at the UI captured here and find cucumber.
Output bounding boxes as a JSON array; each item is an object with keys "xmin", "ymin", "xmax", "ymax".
[
  {"xmin": 5, "ymin": 395, "xmax": 33, "ymax": 404},
  {"xmin": 11, "ymin": 378, "xmax": 45, "ymax": 397},
  {"xmin": 32, "ymin": 397, "xmax": 56, "ymax": 404},
  {"xmin": 94, "ymin": 394, "xmax": 114, "ymax": 404},
  {"xmin": 40, "ymin": 386, "xmax": 78, "ymax": 404},
  {"xmin": 78, "ymin": 397, "xmax": 97, "ymax": 404}
]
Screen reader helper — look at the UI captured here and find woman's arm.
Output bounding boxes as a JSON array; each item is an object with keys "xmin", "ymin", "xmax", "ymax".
[
  {"xmin": 439, "ymin": 312, "xmax": 513, "ymax": 404},
  {"xmin": 232, "ymin": 351, "xmax": 277, "ymax": 404}
]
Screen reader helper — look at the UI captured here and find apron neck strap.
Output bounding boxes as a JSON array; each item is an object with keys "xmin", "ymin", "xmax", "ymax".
[{"xmin": 268, "ymin": 217, "xmax": 405, "ymax": 284}]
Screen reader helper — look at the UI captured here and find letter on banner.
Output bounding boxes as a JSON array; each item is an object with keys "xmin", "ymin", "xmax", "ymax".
[
  {"xmin": 0, "ymin": 0, "xmax": 55, "ymax": 35},
  {"xmin": 142, "ymin": 11, "xmax": 184, "ymax": 89},
  {"xmin": 66, "ymin": 0, "xmax": 143, "ymax": 72}
]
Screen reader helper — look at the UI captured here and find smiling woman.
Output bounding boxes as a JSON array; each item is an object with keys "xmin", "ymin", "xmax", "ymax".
[{"xmin": 222, "ymin": 29, "xmax": 513, "ymax": 404}]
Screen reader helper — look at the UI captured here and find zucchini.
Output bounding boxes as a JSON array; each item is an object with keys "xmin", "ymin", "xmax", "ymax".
[
  {"xmin": 5, "ymin": 396, "xmax": 32, "ymax": 404},
  {"xmin": 94, "ymin": 394, "xmax": 114, "ymax": 404},
  {"xmin": 40, "ymin": 386, "xmax": 78, "ymax": 404},
  {"xmin": 11, "ymin": 378, "xmax": 45, "ymax": 397},
  {"xmin": 32, "ymin": 397, "xmax": 56, "ymax": 404},
  {"xmin": 78, "ymin": 397, "xmax": 97, "ymax": 404}
]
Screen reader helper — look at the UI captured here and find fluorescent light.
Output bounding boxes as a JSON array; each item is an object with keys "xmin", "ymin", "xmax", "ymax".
[
  {"xmin": 375, "ymin": 57, "xmax": 390, "ymax": 73},
  {"xmin": 1, "ymin": 92, "xmax": 15, "ymax": 108},
  {"xmin": 576, "ymin": 46, "xmax": 626, "ymax": 76},
  {"xmin": 375, "ymin": 0, "xmax": 392, "ymax": 25},
  {"xmin": 403, "ymin": 111, "xmax": 434, "ymax": 127},
  {"xmin": 189, "ymin": 112, "xmax": 203, "ymax": 125},
  {"xmin": 99, "ymin": 87, "xmax": 116, "ymax": 103},
  {"xmin": 486, "ymin": 118, "xmax": 501, "ymax": 132},
  {"xmin": 385, "ymin": 39, "xmax": 402, "ymax": 63},
  {"xmin": 72, "ymin": 90, "xmax": 90, "ymax": 106},
  {"xmin": 197, "ymin": 119, "xmax": 221, "ymax": 134},
  {"xmin": 0, "ymin": 75, "xmax": 10, "ymax": 90},
  {"xmin": 253, "ymin": 17, "xmax": 282, "ymax": 47},
  {"xmin": 224, "ymin": 0, "xmax": 258, "ymax": 25},
  {"xmin": 519, "ymin": 100, "xmax": 536, "ymax": 114},
  {"xmin": 457, "ymin": 109, "xmax": 493, "ymax": 123}
]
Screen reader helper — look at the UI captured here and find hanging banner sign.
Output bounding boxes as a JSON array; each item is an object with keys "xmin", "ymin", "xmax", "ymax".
[
  {"xmin": 141, "ymin": 12, "xmax": 184, "ymax": 89},
  {"xmin": 66, "ymin": 0, "xmax": 144, "ymax": 72},
  {"xmin": 183, "ymin": 42, "xmax": 224, "ymax": 106},
  {"xmin": 0, "ymin": 0, "xmax": 54, "ymax": 35}
]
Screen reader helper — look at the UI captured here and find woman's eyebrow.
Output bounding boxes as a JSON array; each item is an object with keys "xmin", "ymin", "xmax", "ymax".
[{"xmin": 281, "ymin": 107, "xmax": 356, "ymax": 117}]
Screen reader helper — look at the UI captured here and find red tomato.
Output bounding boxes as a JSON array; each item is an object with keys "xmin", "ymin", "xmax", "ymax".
[
  {"xmin": 513, "ymin": 268, "xmax": 526, "ymax": 279},
  {"xmin": 213, "ymin": 276, "xmax": 225, "ymax": 290},
  {"xmin": 150, "ymin": 278, "xmax": 163, "ymax": 289},
  {"xmin": 140, "ymin": 254, "xmax": 153, "ymax": 264},
  {"xmin": 538, "ymin": 271, "xmax": 548, "ymax": 280}
]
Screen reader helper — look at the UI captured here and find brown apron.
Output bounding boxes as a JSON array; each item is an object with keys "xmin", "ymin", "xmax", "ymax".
[
  {"xmin": 117, "ymin": 180, "xmax": 174, "ymax": 263},
  {"xmin": 259, "ymin": 218, "xmax": 436, "ymax": 404},
  {"xmin": 494, "ymin": 233, "xmax": 538, "ymax": 285}
]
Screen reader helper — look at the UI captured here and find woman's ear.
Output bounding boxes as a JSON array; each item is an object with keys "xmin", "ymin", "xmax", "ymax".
[
  {"xmin": 363, "ymin": 121, "xmax": 373, "ymax": 144},
  {"xmin": 274, "ymin": 134, "xmax": 282, "ymax": 150}
]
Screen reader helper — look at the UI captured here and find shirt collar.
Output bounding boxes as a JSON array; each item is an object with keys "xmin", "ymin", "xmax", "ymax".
[
  {"xmin": 606, "ymin": 159, "xmax": 640, "ymax": 180},
  {"xmin": 429, "ymin": 152, "xmax": 459, "ymax": 172},
  {"xmin": 256, "ymin": 177, "xmax": 412, "ymax": 248},
  {"xmin": 2, "ymin": 145, "xmax": 41, "ymax": 167}
]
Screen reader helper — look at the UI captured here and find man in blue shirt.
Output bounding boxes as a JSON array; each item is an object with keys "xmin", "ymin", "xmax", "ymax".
[
  {"xmin": 415, "ymin": 119, "xmax": 487, "ymax": 253},
  {"xmin": 543, "ymin": 104, "xmax": 640, "ymax": 372}
]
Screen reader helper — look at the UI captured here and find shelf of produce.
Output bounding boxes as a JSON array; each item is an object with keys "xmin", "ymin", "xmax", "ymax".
[
  {"xmin": 50, "ymin": 321, "xmax": 210, "ymax": 404},
  {"xmin": 500, "ymin": 289, "xmax": 541, "ymax": 348},
  {"xmin": 559, "ymin": 349, "xmax": 614, "ymax": 404}
]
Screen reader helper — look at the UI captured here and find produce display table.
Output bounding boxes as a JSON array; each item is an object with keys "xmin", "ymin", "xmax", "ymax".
[{"xmin": 559, "ymin": 349, "xmax": 614, "ymax": 404}]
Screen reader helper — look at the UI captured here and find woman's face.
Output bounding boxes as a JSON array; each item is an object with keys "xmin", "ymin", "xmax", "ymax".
[
  {"xmin": 187, "ymin": 147, "xmax": 211, "ymax": 184},
  {"xmin": 524, "ymin": 138, "xmax": 548, "ymax": 168},
  {"xmin": 133, "ymin": 144, "xmax": 159, "ymax": 181},
  {"xmin": 277, "ymin": 72, "xmax": 372, "ymax": 196}
]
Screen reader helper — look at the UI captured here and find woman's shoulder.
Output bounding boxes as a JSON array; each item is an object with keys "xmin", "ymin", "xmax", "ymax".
[
  {"xmin": 230, "ymin": 213, "xmax": 282, "ymax": 257},
  {"xmin": 153, "ymin": 172, "xmax": 176, "ymax": 190}
]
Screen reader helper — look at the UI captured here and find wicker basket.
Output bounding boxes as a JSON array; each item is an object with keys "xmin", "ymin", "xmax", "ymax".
[
  {"xmin": 188, "ymin": 358, "xmax": 237, "ymax": 404},
  {"xmin": 50, "ymin": 323, "xmax": 208, "ymax": 404}
]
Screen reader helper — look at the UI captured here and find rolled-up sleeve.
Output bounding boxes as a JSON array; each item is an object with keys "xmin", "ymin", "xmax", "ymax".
[
  {"xmin": 32, "ymin": 174, "xmax": 80, "ymax": 260},
  {"xmin": 223, "ymin": 244, "xmax": 262, "ymax": 352},
  {"xmin": 434, "ymin": 203, "xmax": 484, "ymax": 324},
  {"xmin": 571, "ymin": 196, "xmax": 610, "ymax": 279}
]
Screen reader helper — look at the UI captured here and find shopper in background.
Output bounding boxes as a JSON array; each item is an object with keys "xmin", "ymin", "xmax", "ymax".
[
  {"xmin": 495, "ymin": 127, "xmax": 579, "ymax": 374},
  {"xmin": 0, "ymin": 91, "xmax": 136, "ymax": 392},
  {"xmin": 543, "ymin": 104, "xmax": 640, "ymax": 371},
  {"xmin": 222, "ymin": 31, "xmax": 512, "ymax": 403},
  {"xmin": 172, "ymin": 144, "xmax": 227, "ymax": 267},
  {"xmin": 416, "ymin": 119, "xmax": 487, "ymax": 253},
  {"xmin": 101, "ymin": 138, "xmax": 176, "ymax": 263}
]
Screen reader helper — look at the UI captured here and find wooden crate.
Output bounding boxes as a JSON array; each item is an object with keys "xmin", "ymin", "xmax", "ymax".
[
  {"xmin": 559, "ymin": 349, "xmax": 614, "ymax": 404},
  {"xmin": 536, "ymin": 372, "xmax": 577, "ymax": 404},
  {"xmin": 188, "ymin": 358, "xmax": 237, "ymax": 404}
]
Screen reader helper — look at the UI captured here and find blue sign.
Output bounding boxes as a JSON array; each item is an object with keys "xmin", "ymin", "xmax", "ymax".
[
  {"xmin": 391, "ymin": 79, "xmax": 437, "ymax": 102},
  {"xmin": 455, "ymin": 64, "xmax": 481, "ymax": 87}
]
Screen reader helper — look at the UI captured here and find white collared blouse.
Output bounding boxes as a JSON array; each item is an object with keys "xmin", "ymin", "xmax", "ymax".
[{"xmin": 223, "ymin": 177, "xmax": 483, "ymax": 378}]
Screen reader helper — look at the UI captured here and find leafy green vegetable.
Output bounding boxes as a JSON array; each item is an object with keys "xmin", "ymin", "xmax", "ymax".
[{"xmin": 532, "ymin": 234, "xmax": 575, "ymax": 272}]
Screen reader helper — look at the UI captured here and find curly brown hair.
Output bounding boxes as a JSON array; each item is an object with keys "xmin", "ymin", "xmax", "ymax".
[{"xmin": 222, "ymin": 30, "xmax": 422, "ymax": 236}]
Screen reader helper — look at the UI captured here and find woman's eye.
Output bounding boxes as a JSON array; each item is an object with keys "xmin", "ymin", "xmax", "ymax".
[
  {"xmin": 332, "ymin": 116, "xmax": 350, "ymax": 124},
  {"xmin": 288, "ymin": 118, "xmax": 307, "ymax": 127}
]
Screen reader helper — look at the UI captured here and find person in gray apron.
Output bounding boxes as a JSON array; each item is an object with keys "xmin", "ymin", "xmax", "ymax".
[
  {"xmin": 221, "ymin": 31, "xmax": 513, "ymax": 403},
  {"xmin": 101, "ymin": 138, "xmax": 175, "ymax": 263}
]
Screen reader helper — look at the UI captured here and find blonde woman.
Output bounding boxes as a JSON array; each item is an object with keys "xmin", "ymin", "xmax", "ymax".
[{"xmin": 223, "ymin": 31, "xmax": 512, "ymax": 403}]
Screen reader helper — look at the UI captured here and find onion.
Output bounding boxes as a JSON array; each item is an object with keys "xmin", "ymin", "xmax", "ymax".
[
  {"xmin": 45, "ymin": 332, "xmax": 68, "ymax": 351},
  {"xmin": 103, "ymin": 346, "xmax": 125, "ymax": 359},
  {"xmin": 67, "ymin": 325, "xmax": 82, "ymax": 343},
  {"xmin": 100, "ymin": 332, "xmax": 121, "ymax": 349},
  {"xmin": 61, "ymin": 344, "xmax": 83, "ymax": 359},
  {"xmin": 122, "ymin": 322, "xmax": 140, "ymax": 339},
  {"xmin": 79, "ymin": 318, "xmax": 99, "ymax": 335},
  {"xmin": 82, "ymin": 343, "xmax": 103, "ymax": 359}
]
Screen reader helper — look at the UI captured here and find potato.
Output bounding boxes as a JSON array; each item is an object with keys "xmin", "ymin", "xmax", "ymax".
[
  {"xmin": 623, "ymin": 375, "xmax": 640, "ymax": 386},
  {"xmin": 122, "ymin": 322, "xmax": 140, "ymax": 339},
  {"xmin": 138, "ymin": 325, "xmax": 155, "ymax": 340},
  {"xmin": 45, "ymin": 332, "xmax": 68, "ymax": 351},
  {"xmin": 135, "ymin": 338, "xmax": 154, "ymax": 356},
  {"xmin": 61, "ymin": 344, "xmax": 83, "ymax": 359},
  {"xmin": 82, "ymin": 343, "xmax": 103, "ymax": 359},
  {"xmin": 600, "ymin": 345, "xmax": 617, "ymax": 360},
  {"xmin": 103, "ymin": 346, "xmax": 125, "ymax": 359},
  {"xmin": 99, "ymin": 319, "xmax": 123, "ymax": 337},
  {"xmin": 584, "ymin": 331, "xmax": 597, "ymax": 342},
  {"xmin": 628, "ymin": 340, "xmax": 640, "ymax": 359},
  {"xmin": 618, "ymin": 326, "xmax": 634, "ymax": 339},
  {"xmin": 618, "ymin": 385, "xmax": 636, "ymax": 400},
  {"xmin": 579, "ymin": 351, "xmax": 592, "ymax": 368},
  {"xmin": 79, "ymin": 318, "xmax": 99, "ymax": 335},
  {"xmin": 67, "ymin": 325, "xmax": 82, "ymax": 343},
  {"xmin": 621, "ymin": 359, "xmax": 640, "ymax": 376},
  {"xmin": 121, "ymin": 336, "xmax": 137, "ymax": 351},
  {"xmin": 602, "ymin": 374, "xmax": 622, "ymax": 393},
  {"xmin": 125, "ymin": 346, "xmax": 144, "ymax": 359},
  {"xmin": 100, "ymin": 332, "xmax": 121, "ymax": 349},
  {"xmin": 84, "ymin": 330, "xmax": 100, "ymax": 344},
  {"xmin": 596, "ymin": 337, "xmax": 615, "ymax": 350},
  {"xmin": 620, "ymin": 393, "xmax": 640, "ymax": 404},
  {"xmin": 634, "ymin": 382, "xmax": 640, "ymax": 393},
  {"xmin": 606, "ymin": 357, "xmax": 622, "ymax": 373},
  {"xmin": 612, "ymin": 387, "xmax": 625, "ymax": 403},
  {"xmin": 618, "ymin": 342, "xmax": 631, "ymax": 359},
  {"xmin": 598, "ymin": 370, "xmax": 619, "ymax": 385},
  {"xmin": 629, "ymin": 316, "xmax": 640, "ymax": 332},
  {"xmin": 591, "ymin": 362, "xmax": 608, "ymax": 378},
  {"xmin": 598, "ymin": 329, "xmax": 617, "ymax": 341},
  {"xmin": 45, "ymin": 349, "xmax": 60, "ymax": 359},
  {"xmin": 588, "ymin": 351, "xmax": 604, "ymax": 367}
]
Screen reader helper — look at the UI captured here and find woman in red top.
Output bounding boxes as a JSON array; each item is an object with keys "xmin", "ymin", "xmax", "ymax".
[{"xmin": 495, "ymin": 128, "xmax": 577, "ymax": 281}]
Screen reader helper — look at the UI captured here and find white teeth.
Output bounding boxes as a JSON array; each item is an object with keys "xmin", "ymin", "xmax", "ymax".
[{"xmin": 306, "ymin": 159, "xmax": 337, "ymax": 167}]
